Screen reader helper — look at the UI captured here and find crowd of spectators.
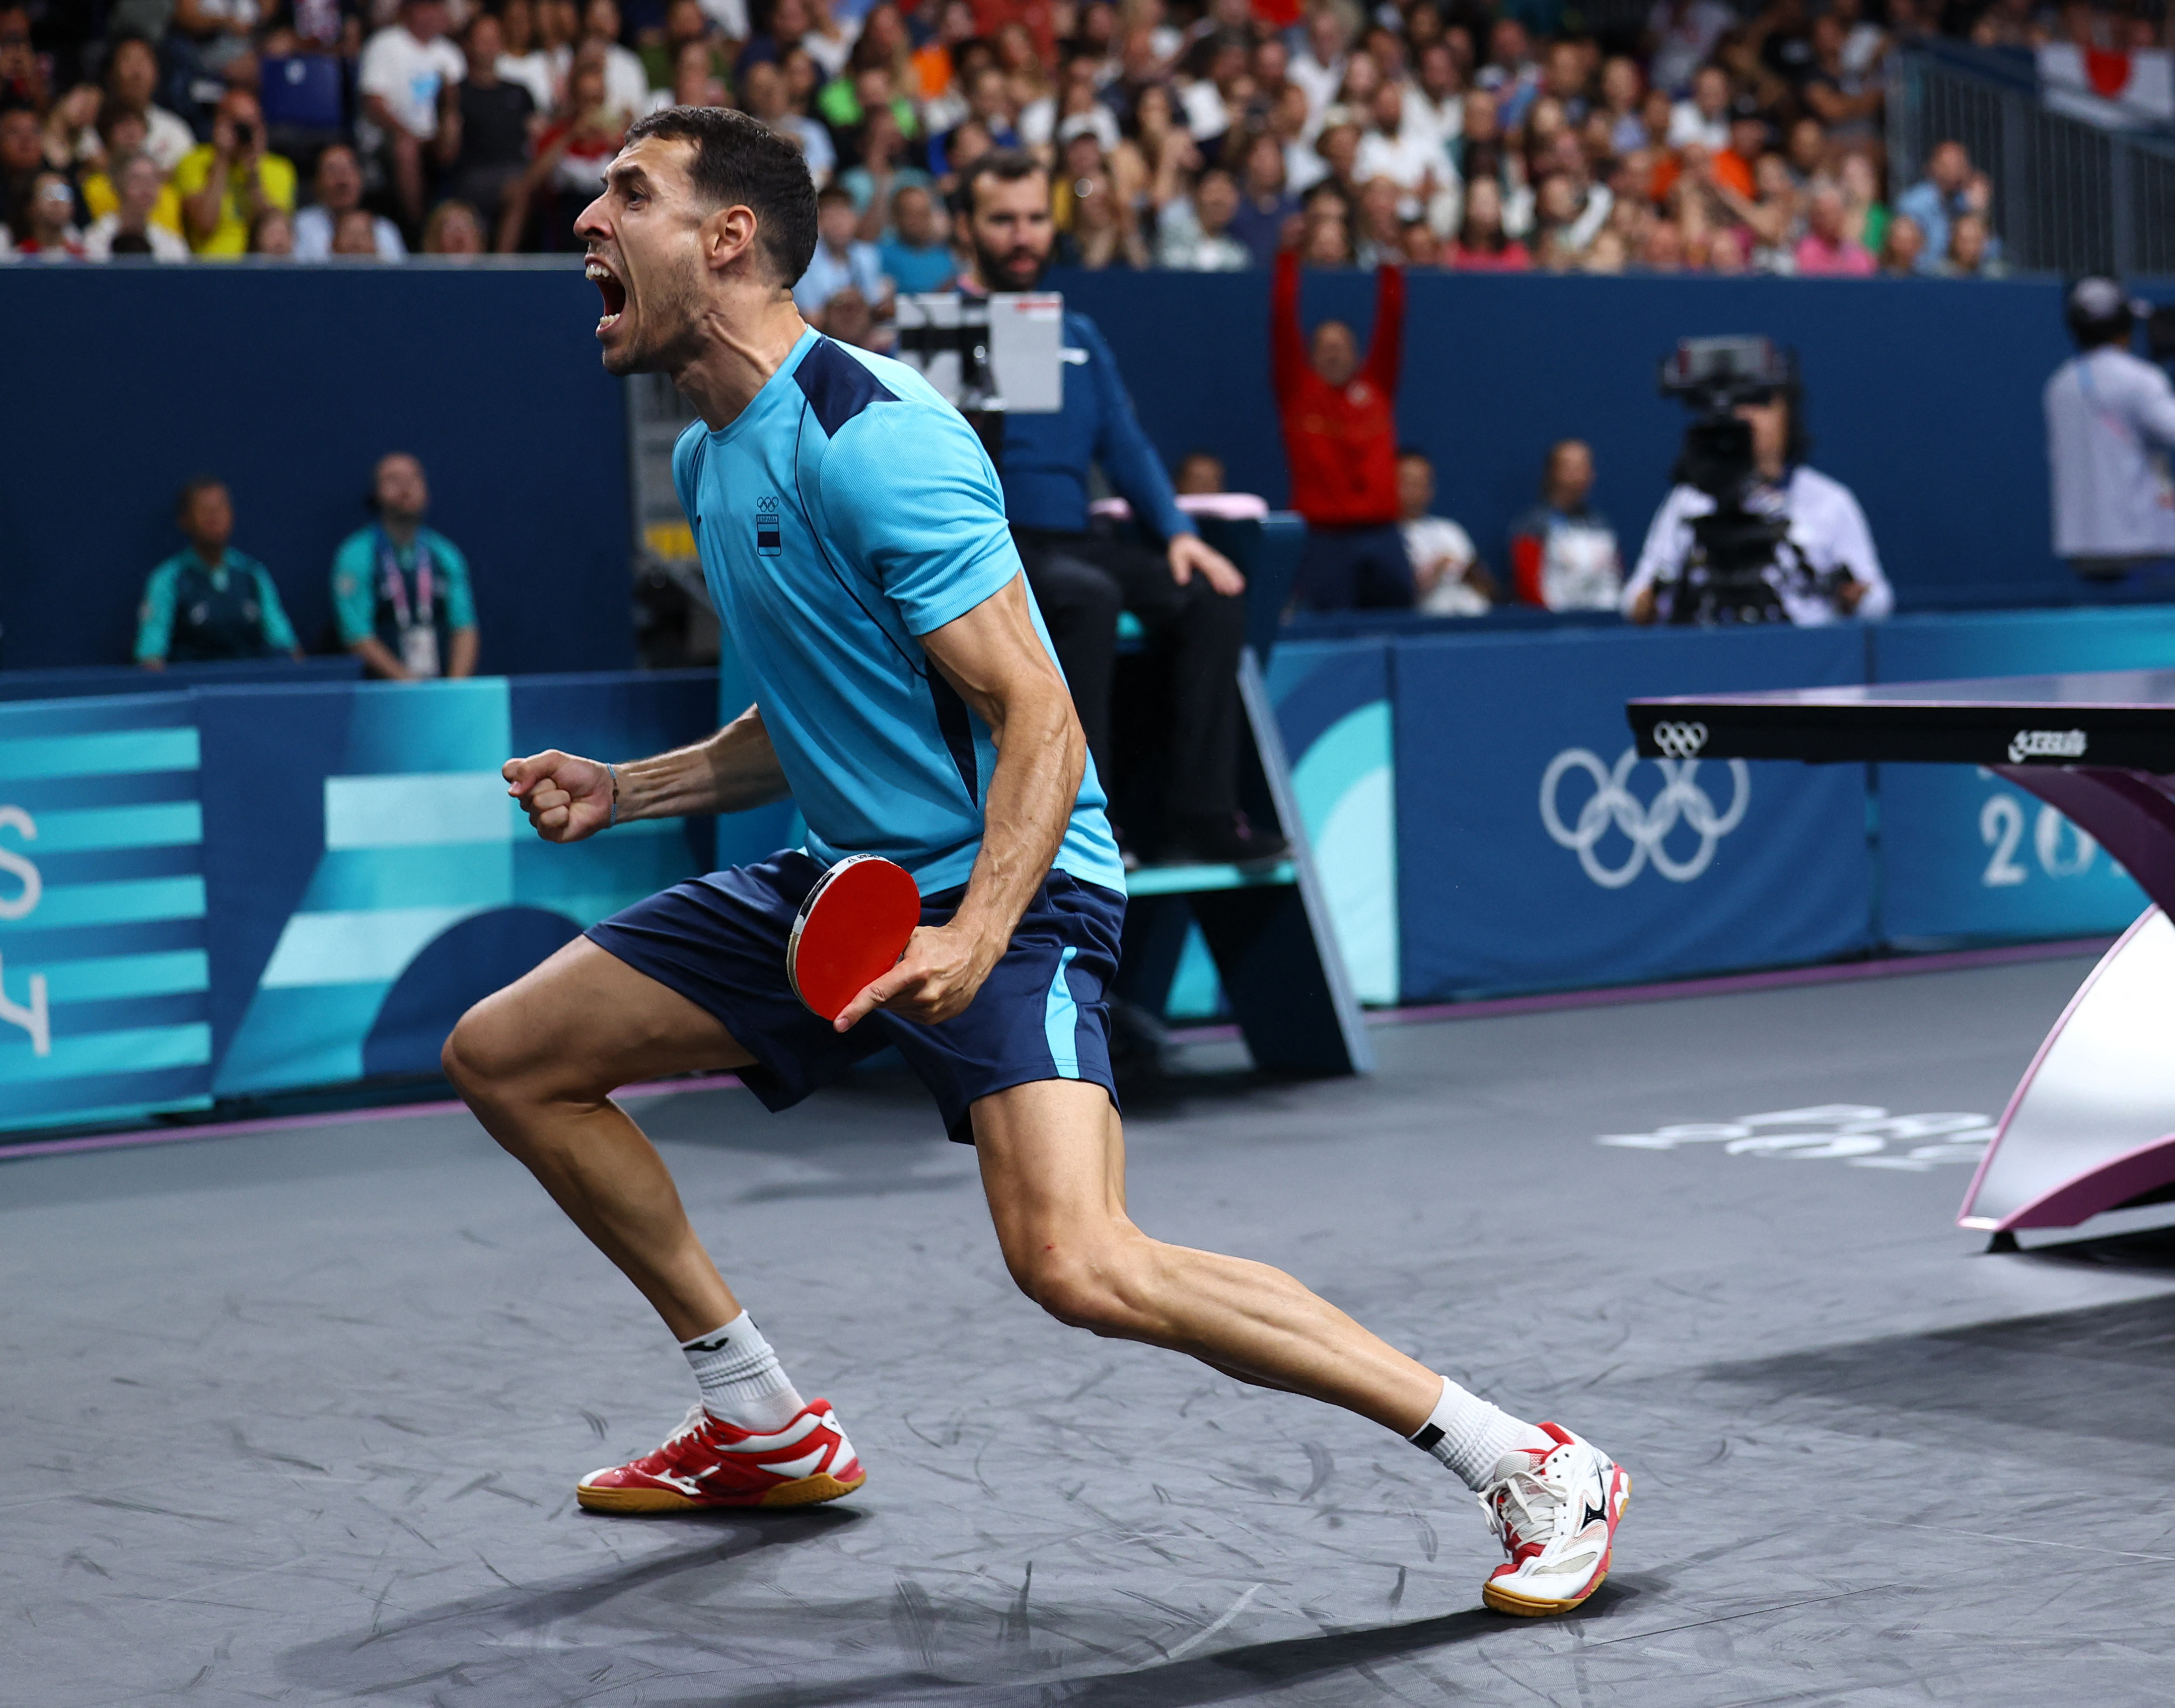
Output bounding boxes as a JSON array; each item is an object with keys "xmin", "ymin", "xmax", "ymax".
[{"xmin": 3, "ymin": 0, "xmax": 2026, "ymax": 280}]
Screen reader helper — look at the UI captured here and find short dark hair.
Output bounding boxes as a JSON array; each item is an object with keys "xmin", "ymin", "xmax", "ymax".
[
  {"xmin": 175, "ymin": 475, "xmax": 226, "ymax": 520},
  {"xmin": 622, "ymin": 105, "xmax": 819, "ymax": 286},
  {"xmin": 816, "ymin": 181, "xmax": 855, "ymax": 207},
  {"xmin": 1396, "ymin": 445, "xmax": 1430, "ymax": 462},
  {"xmin": 960, "ymin": 146, "xmax": 1046, "ymax": 217}
]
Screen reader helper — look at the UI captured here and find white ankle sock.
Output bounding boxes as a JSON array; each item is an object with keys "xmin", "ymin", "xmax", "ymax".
[
  {"xmin": 1408, "ymin": 1374, "xmax": 1545, "ymax": 1491},
  {"xmin": 681, "ymin": 1311, "xmax": 806, "ymax": 1433}
]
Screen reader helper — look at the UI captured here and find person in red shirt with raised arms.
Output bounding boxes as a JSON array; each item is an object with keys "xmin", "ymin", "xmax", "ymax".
[{"xmin": 1272, "ymin": 249, "xmax": 1414, "ymax": 609}]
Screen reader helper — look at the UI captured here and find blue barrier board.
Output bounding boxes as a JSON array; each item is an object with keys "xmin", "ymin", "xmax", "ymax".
[
  {"xmin": 1872, "ymin": 610, "xmax": 2175, "ymax": 942},
  {"xmin": 1393, "ymin": 624, "xmax": 1873, "ymax": 1001}
]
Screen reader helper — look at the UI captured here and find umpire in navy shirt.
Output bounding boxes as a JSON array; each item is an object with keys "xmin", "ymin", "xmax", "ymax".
[{"xmin": 958, "ymin": 151, "xmax": 1286, "ymax": 867}]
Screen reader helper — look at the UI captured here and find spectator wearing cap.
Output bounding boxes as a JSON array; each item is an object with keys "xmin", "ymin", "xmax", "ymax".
[
  {"xmin": 2045, "ymin": 278, "xmax": 2175, "ymax": 580},
  {"xmin": 1508, "ymin": 441, "xmax": 1621, "ymax": 611},
  {"xmin": 294, "ymin": 144, "xmax": 407, "ymax": 261},
  {"xmin": 136, "ymin": 479, "xmax": 302, "ymax": 669},
  {"xmin": 1894, "ymin": 139, "xmax": 1997, "ymax": 275},
  {"xmin": 83, "ymin": 150, "xmax": 189, "ymax": 259},
  {"xmin": 174, "ymin": 88, "xmax": 296, "ymax": 257},
  {"xmin": 359, "ymin": 0, "xmax": 467, "ymax": 232},
  {"xmin": 1275, "ymin": 249, "xmax": 1412, "ymax": 609},
  {"xmin": 332, "ymin": 453, "xmax": 480, "ymax": 681}
]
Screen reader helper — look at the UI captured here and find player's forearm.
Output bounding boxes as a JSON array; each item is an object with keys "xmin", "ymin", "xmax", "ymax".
[
  {"xmin": 953, "ymin": 685, "xmax": 1081, "ymax": 954},
  {"xmin": 616, "ymin": 708, "xmax": 789, "ymax": 820}
]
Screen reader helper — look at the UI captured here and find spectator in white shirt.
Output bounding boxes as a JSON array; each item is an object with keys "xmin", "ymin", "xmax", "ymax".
[
  {"xmin": 2045, "ymin": 278, "xmax": 2175, "ymax": 578},
  {"xmin": 1354, "ymin": 81, "xmax": 1443, "ymax": 213},
  {"xmin": 101, "ymin": 35, "xmax": 196, "ymax": 172},
  {"xmin": 1625, "ymin": 393, "xmax": 1892, "ymax": 625},
  {"xmin": 495, "ymin": 0, "xmax": 562, "ymax": 113},
  {"xmin": 1156, "ymin": 166, "xmax": 1249, "ymax": 269},
  {"xmin": 1666, "ymin": 62, "xmax": 1731, "ymax": 152},
  {"xmin": 1399, "ymin": 449, "xmax": 1500, "ymax": 615},
  {"xmin": 1288, "ymin": 4, "xmax": 1349, "ymax": 122},
  {"xmin": 83, "ymin": 150, "xmax": 191, "ymax": 260},
  {"xmin": 359, "ymin": 0, "xmax": 467, "ymax": 229},
  {"xmin": 1407, "ymin": 41, "xmax": 1466, "ymax": 152},
  {"xmin": 293, "ymin": 143, "xmax": 409, "ymax": 260},
  {"xmin": 581, "ymin": 0, "xmax": 652, "ymax": 122}
]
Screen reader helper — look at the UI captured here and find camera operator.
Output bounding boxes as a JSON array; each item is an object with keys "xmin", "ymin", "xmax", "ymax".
[
  {"xmin": 1623, "ymin": 365, "xmax": 1893, "ymax": 626},
  {"xmin": 2046, "ymin": 277, "xmax": 2175, "ymax": 582},
  {"xmin": 958, "ymin": 148, "xmax": 1286, "ymax": 867}
]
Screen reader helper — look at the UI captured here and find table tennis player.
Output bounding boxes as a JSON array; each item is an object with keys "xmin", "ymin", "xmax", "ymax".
[{"xmin": 440, "ymin": 105, "xmax": 1628, "ymax": 1617}]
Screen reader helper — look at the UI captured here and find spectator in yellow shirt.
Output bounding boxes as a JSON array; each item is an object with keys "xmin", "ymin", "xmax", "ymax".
[
  {"xmin": 173, "ymin": 88, "xmax": 296, "ymax": 257},
  {"xmin": 81, "ymin": 104, "xmax": 186, "ymax": 237}
]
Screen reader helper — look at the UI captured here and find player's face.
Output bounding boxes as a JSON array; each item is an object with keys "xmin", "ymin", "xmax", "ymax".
[
  {"xmin": 968, "ymin": 170, "xmax": 1054, "ymax": 291},
  {"xmin": 577, "ymin": 137, "xmax": 712, "ymax": 376}
]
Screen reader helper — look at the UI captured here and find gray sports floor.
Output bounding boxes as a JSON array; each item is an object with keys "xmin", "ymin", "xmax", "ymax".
[{"xmin": 9, "ymin": 952, "xmax": 2175, "ymax": 1706}]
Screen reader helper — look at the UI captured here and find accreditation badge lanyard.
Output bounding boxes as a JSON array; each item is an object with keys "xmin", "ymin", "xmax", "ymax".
[{"xmin": 377, "ymin": 530, "xmax": 442, "ymax": 677}]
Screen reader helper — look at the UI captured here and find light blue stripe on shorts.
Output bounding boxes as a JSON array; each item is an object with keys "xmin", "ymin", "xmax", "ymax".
[{"xmin": 1042, "ymin": 945, "xmax": 1080, "ymax": 1079}]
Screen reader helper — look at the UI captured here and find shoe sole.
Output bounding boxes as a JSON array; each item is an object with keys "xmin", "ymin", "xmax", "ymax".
[
  {"xmin": 1481, "ymin": 1474, "xmax": 1631, "ymax": 1618},
  {"xmin": 575, "ymin": 1467, "xmax": 867, "ymax": 1515}
]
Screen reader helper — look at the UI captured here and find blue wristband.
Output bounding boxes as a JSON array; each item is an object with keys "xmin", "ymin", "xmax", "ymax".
[{"xmin": 606, "ymin": 763, "xmax": 618, "ymax": 828}]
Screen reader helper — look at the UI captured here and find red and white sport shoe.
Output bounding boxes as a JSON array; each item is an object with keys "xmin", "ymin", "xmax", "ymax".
[
  {"xmin": 1478, "ymin": 1422, "xmax": 1630, "ymax": 1616},
  {"xmin": 576, "ymin": 1400, "xmax": 866, "ymax": 1514}
]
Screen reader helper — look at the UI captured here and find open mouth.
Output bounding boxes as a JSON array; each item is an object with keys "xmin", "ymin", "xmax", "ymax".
[{"xmin": 586, "ymin": 255, "xmax": 628, "ymax": 330}]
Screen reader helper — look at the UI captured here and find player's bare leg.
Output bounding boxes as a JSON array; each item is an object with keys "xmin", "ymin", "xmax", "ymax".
[
  {"xmin": 972, "ymin": 1079, "xmax": 1630, "ymax": 1614},
  {"xmin": 971, "ymin": 1079, "xmax": 1442, "ymax": 1430},
  {"xmin": 444, "ymin": 940, "xmax": 864, "ymax": 1511},
  {"xmin": 444, "ymin": 936, "xmax": 751, "ymax": 1339}
]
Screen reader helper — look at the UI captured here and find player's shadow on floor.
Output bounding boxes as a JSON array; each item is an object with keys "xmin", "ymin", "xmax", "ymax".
[
  {"xmin": 275, "ymin": 1509, "xmax": 864, "ymax": 1700},
  {"xmin": 1697, "ymin": 1242, "xmax": 2175, "ymax": 1450},
  {"xmin": 703, "ymin": 1581, "xmax": 1638, "ymax": 1708}
]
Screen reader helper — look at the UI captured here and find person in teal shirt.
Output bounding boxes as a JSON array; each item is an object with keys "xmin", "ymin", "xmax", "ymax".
[
  {"xmin": 330, "ymin": 452, "xmax": 480, "ymax": 681},
  {"xmin": 136, "ymin": 478, "xmax": 303, "ymax": 670}
]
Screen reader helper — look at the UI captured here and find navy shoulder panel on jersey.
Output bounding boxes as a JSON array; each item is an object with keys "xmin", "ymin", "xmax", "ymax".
[{"xmin": 795, "ymin": 337, "xmax": 898, "ymax": 438}]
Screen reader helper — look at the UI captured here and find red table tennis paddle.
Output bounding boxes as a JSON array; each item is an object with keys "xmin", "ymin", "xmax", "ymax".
[{"xmin": 787, "ymin": 855, "xmax": 922, "ymax": 1022}]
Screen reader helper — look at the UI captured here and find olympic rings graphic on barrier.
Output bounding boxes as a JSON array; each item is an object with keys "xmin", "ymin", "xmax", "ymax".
[
  {"xmin": 1648, "ymin": 720, "xmax": 1708, "ymax": 760},
  {"xmin": 1539, "ymin": 747, "xmax": 1752, "ymax": 889}
]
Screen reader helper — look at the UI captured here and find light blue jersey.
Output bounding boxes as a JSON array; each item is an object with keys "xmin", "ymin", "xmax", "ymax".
[{"xmin": 676, "ymin": 329, "xmax": 1126, "ymax": 897}]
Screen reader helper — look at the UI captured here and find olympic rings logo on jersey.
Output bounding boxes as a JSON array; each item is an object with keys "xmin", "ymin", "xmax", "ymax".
[
  {"xmin": 1648, "ymin": 720, "xmax": 1708, "ymax": 760},
  {"xmin": 1539, "ymin": 747, "xmax": 1751, "ymax": 889}
]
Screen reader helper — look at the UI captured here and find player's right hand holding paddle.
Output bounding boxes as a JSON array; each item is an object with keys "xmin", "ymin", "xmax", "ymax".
[{"xmin": 505, "ymin": 750, "xmax": 614, "ymax": 843}]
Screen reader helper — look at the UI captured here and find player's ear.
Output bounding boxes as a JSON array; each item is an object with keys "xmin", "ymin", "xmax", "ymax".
[{"xmin": 705, "ymin": 203, "xmax": 758, "ymax": 275}]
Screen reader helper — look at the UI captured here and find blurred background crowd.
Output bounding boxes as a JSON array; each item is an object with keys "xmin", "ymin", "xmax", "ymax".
[{"xmin": 4, "ymin": 0, "xmax": 2102, "ymax": 276}]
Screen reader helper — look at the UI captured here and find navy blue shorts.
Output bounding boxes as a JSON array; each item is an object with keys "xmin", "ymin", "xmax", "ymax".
[{"xmin": 586, "ymin": 851, "xmax": 1125, "ymax": 1144}]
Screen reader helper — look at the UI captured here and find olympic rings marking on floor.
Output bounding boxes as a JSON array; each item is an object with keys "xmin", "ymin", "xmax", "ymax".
[
  {"xmin": 1648, "ymin": 720, "xmax": 1709, "ymax": 760},
  {"xmin": 1539, "ymin": 746, "xmax": 1752, "ymax": 889}
]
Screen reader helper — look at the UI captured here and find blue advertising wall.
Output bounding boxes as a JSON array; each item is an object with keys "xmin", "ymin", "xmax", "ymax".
[
  {"xmin": 3, "ymin": 608, "xmax": 2167, "ymax": 1133},
  {"xmin": 1, "ymin": 265, "xmax": 634, "ymax": 677},
  {"xmin": 0, "ymin": 672, "xmax": 716, "ymax": 1132},
  {"xmin": 0, "ymin": 266, "xmax": 2102, "ymax": 686}
]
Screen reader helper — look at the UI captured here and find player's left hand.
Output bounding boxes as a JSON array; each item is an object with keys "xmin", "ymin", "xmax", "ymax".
[
  {"xmin": 832, "ymin": 922, "xmax": 995, "ymax": 1031},
  {"xmin": 1168, "ymin": 533, "xmax": 1246, "ymax": 597}
]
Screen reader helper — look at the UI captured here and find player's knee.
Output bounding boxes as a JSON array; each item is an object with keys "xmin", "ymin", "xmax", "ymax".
[
  {"xmin": 442, "ymin": 999, "xmax": 534, "ymax": 1107},
  {"xmin": 1014, "ymin": 1242, "xmax": 1149, "ymax": 1338}
]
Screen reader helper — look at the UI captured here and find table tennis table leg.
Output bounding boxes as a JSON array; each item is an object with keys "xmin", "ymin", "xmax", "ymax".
[{"xmin": 1962, "ymin": 767, "xmax": 2175, "ymax": 1240}]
